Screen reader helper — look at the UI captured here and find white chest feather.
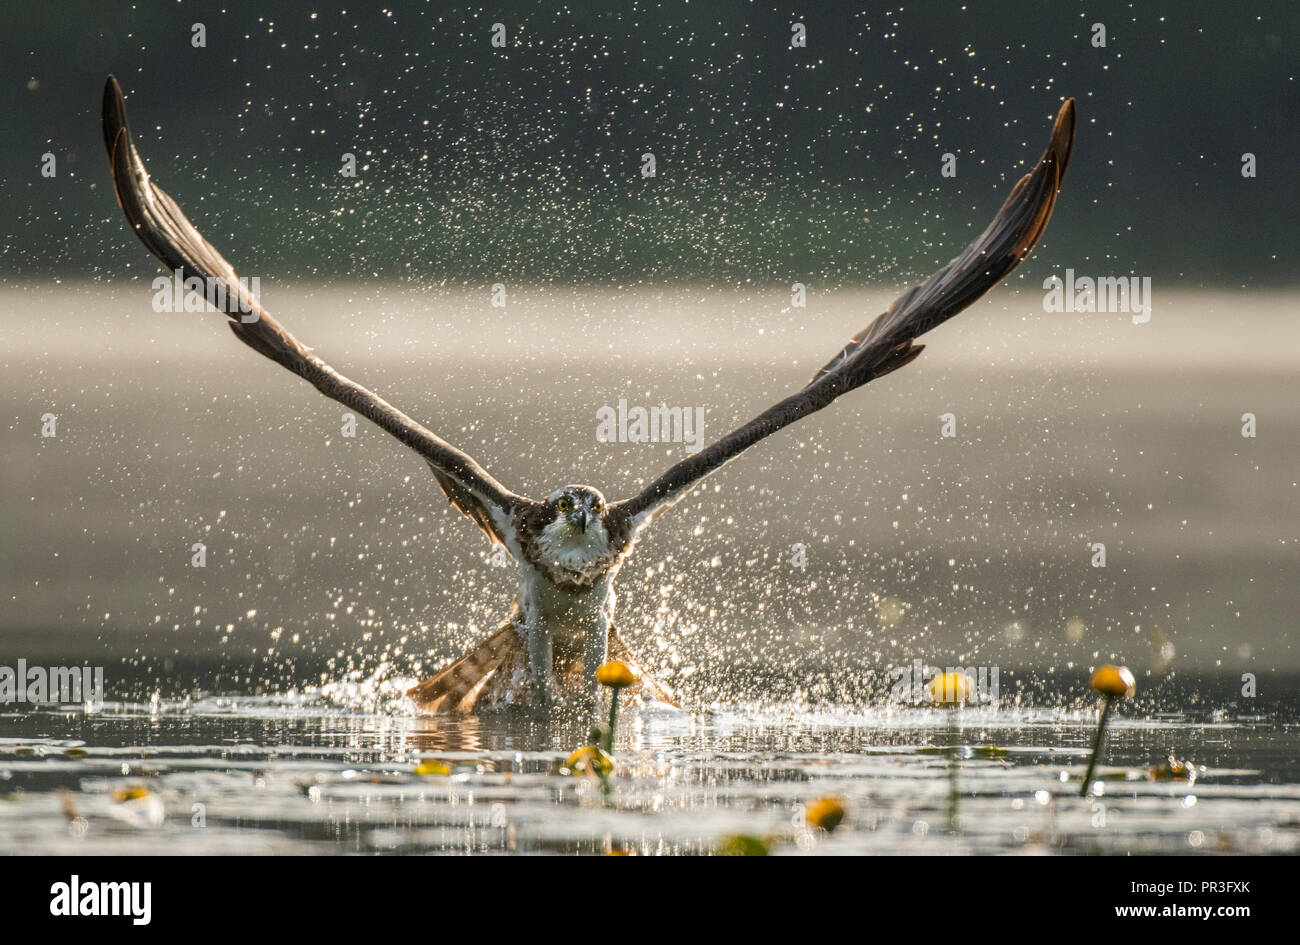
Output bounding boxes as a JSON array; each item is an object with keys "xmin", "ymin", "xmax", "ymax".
[
  {"xmin": 517, "ymin": 564, "xmax": 614, "ymax": 664},
  {"xmin": 533, "ymin": 517, "xmax": 611, "ymax": 573},
  {"xmin": 518, "ymin": 565, "xmax": 611, "ymax": 623},
  {"xmin": 492, "ymin": 503, "xmax": 619, "ymax": 678}
]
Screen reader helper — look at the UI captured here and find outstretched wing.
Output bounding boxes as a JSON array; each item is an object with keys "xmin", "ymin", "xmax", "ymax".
[
  {"xmin": 615, "ymin": 98, "xmax": 1075, "ymax": 530},
  {"xmin": 101, "ymin": 76, "xmax": 530, "ymax": 546}
]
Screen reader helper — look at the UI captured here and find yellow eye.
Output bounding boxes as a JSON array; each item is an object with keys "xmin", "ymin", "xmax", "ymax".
[
  {"xmin": 592, "ymin": 500, "xmax": 603, "ymax": 513},
  {"xmin": 557, "ymin": 498, "xmax": 571, "ymax": 512}
]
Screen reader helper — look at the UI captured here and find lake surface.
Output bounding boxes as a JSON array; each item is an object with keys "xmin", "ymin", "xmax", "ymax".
[{"xmin": 2, "ymin": 676, "xmax": 1297, "ymax": 855}]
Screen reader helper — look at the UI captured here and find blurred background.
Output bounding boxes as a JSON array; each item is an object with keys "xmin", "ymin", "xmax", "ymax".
[
  {"xmin": 3, "ymin": 1, "xmax": 1298, "ymax": 283},
  {"xmin": 1, "ymin": 1, "xmax": 1296, "ymax": 700}
]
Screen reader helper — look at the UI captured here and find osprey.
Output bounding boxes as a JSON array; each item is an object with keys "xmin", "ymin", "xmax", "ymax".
[{"xmin": 101, "ymin": 77, "xmax": 1074, "ymax": 713}]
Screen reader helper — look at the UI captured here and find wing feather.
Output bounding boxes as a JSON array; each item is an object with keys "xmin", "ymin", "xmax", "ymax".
[
  {"xmin": 102, "ymin": 76, "xmax": 530, "ymax": 544},
  {"xmin": 615, "ymin": 99, "xmax": 1075, "ymax": 528}
]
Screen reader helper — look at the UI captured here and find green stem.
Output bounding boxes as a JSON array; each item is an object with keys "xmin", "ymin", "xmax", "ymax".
[
  {"xmin": 947, "ymin": 706, "xmax": 960, "ymax": 834},
  {"xmin": 605, "ymin": 689, "xmax": 620, "ymax": 754},
  {"xmin": 1080, "ymin": 696, "xmax": 1114, "ymax": 797}
]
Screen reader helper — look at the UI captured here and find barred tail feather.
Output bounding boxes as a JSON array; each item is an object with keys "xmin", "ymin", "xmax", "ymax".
[
  {"xmin": 408, "ymin": 622, "xmax": 678, "ymax": 713},
  {"xmin": 407, "ymin": 621, "xmax": 522, "ymax": 713}
]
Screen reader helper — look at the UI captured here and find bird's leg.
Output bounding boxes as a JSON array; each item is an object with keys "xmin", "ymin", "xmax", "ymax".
[{"xmin": 526, "ymin": 621, "xmax": 554, "ymax": 706}]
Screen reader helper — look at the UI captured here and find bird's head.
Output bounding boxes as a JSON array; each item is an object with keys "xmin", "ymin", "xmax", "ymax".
[
  {"xmin": 535, "ymin": 485, "xmax": 613, "ymax": 575},
  {"xmin": 543, "ymin": 485, "xmax": 608, "ymax": 539}
]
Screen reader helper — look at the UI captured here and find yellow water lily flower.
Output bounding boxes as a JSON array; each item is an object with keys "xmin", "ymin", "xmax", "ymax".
[
  {"xmin": 111, "ymin": 784, "xmax": 151, "ymax": 803},
  {"xmin": 1148, "ymin": 756, "xmax": 1197, "ymax": 782},
  {"xmin": 596, "ymin": 660, "xmax": 638, "ymax": 688},
  {"xmin": 564, "ymin": 745, "xmax": 613, "ymax": 777},
  {"xmin": 1081, "ymin": 664, "xmax": 1137, "ymax": 797},
  {"xmin": 1091, "ymin": 664, "xmax": 1136, "ymax": 699},
  {"xmin": 804, "ymin": 797, "xmax": 846, "ymax": 832},
  {"xmin": 927, "ymin": 672, "xmax": 974, "ymax": 705}
]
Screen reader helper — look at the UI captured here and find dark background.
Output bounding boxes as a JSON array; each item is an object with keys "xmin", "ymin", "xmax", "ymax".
[{"xmin": 2, "ymin": 0, "xmax": 1297, "ymax": 285}]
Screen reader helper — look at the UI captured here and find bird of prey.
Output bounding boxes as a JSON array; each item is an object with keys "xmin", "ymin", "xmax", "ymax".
[{"xmin": 101, "ymin": 76, "xmax": 1074, "ymax": 714}]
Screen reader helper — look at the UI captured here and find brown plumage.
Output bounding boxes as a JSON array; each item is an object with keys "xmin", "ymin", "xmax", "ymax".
[
  {"xmin": 406, "ymin": 612, "xmax": 675, "ymax": 713},
  {"xmin": 405, "ymin": 615, "xmax": 523, "ymax": 714},
  {"xmin": 101, "ymin": 75, "xmax": 1073, "ymax": 714}
]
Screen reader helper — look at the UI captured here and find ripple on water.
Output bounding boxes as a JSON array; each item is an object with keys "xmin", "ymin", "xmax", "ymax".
[{"xmin": 0, "ymin": 693, "xmax": 1297, "ymax": 855}]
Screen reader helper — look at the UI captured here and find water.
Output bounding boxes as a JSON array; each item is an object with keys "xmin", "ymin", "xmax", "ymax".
[{"xmin": 2, "ymin": 671, "xmax": 1297, "ymax": 855}]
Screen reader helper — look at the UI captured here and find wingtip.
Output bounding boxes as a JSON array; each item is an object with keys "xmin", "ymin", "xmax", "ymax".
[
  {"xmin": 102, "ymin": 75, "xmax": 128, "ymax": 159},
  {"xmin": 1050, "ymin": 97, "xmax": 1076, "ymax": 181},
  {"xmin": 1056, "ymin": 97, "xmax": 1076, "ymax": 134}
]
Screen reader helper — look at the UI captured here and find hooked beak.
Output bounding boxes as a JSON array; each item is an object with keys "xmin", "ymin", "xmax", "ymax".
[{"xmin": 573, "ymin": 509, "xmax": 589, "ymax": 533}]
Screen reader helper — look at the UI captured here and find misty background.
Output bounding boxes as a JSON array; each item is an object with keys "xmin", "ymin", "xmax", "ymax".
[{"xmin": 1, "ymin": 2, "xmax": 1297, "ymax": 699}]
